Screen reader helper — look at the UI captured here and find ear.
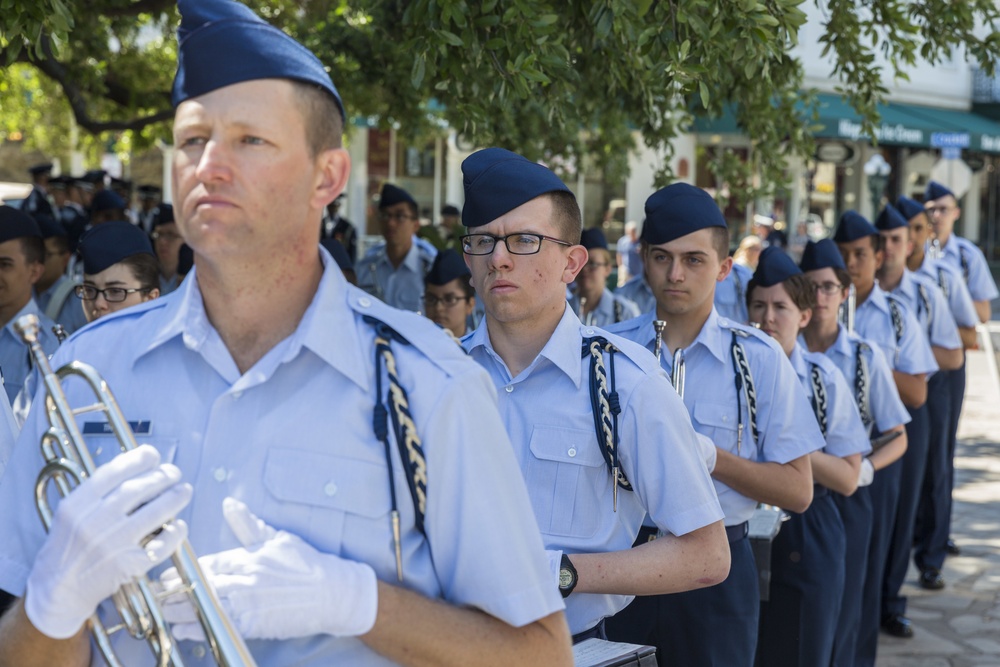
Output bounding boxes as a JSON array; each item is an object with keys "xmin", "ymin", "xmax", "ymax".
[
  {"xmin": 310, "ymin": 148, "xmax": 351, "ymax": 211},
  {"xmin": 562, "ymin": 245, "xmax": 589, "ymax": 284},
  {"xmin": 27, "ymin": 261, "xmax": 44, "ymax": 286},
  {"xmin": 144, "ymin": 287, "xmax": 161, "ymax": 301},
  {"xmin": 799, "ymin": 307, "xmax": 812, "ymax": 329},
  {"xmin": 716, "ymin": 255, "xmax": 733, "ymax": 283},
  {"xmin": 874, "ymin": 248, "xmax": 885, "ymax": 271},
  {"xmin": 905, "ymin": 236, "xmax": 915, "ymax": 258}
]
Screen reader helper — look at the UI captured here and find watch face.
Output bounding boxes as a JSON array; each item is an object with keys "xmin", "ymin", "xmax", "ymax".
[{"xmin": 559, "ymin": 568, "xmax": 574, "ymax": 589}]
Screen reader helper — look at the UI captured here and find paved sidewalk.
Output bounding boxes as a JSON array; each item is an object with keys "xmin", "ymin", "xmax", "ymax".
[{"xmin": 877, "ymin": 345, "xmax": 1000, "ymax": 666}]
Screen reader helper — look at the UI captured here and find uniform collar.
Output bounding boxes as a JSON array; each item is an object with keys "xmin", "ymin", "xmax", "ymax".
[
  {"xmin": 692, "ymin": 307, "xmax": 732, "ymax": 364},
  {"xmin": 788, "ymin": 342, "xmax": 808, "ymax": 381},
  {"xmin": 4, "ymin": 297, "xmax": 43, "ymax": 337},
  {"xmin": 859, "ymin": 282, "xmax": 891, "ymax": 315},
  {"xmin": 371, "ymin": 238, "xmax": 423, "ymax": 273}
]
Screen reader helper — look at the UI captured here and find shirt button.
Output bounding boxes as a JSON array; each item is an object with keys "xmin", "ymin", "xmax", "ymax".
[
  {"xmin": 505, "ymin": 385, "xmax": 513, "ymax": 393},
  {"xmin": 359, "ymin": 297, "xmax": 372, "ymax": 308},
  {"xmin": 584, "ymin": 328, "xmax": 595, "ymax": 335},
  {"xmin": 231, "ymin": 390, "xmax": 243, "ymax": 400},
  {"xmin": 213, "ymin": 467, "xmax": 227, "ymax": 482},
  {"xmin": 722, "ymin": 415, "xmax": 729, "ymax": 423},
  {"xmin": 568, "ymin": 448, "xmax": 577, "ymax": 457},
  {"xmin": 324, "ymin": 482, "xmax": 338, "ymax": 496},
  {"xmin": 192, "ymin": 645, "xmax": 206, "ymax": 659}
]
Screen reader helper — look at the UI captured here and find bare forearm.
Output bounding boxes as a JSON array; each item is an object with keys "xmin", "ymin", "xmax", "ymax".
[
  {"xmin": 572, "ymin": 521, "xmax": 730, "ymax": 596},
  {"xmin": 975, "ymin": 300, "xmax": 991, "ymax": 324},
  {"xmin": 810, "ymin": 451, "xmax": 861, "ymax": 496},
  {"xmin": 893, "ymin": 372, "xmax": 927, "ymax": 408},
  {"xmin": 933, "ymin": 346, "xmax": 963, "ymax": 371},
  {"xmin": 0, "ymin": 599, "xmax": 90, "ymax": 667},
  {"xmin": 870, "ymin": 428, "xmax": 907, "ymax": 470},
  {"xmin": 361, "ymin": 583, "xmax": 572, "ymax": 667},
  {"xmin": 960, "ymin": 327, "xmax": 978, "ymax": 349},
  {"xmin": 712, "ymin": 452, "xmax": 813, "ymax": 513}
]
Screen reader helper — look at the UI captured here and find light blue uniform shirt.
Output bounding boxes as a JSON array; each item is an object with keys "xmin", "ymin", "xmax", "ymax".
[
  {"xmin": 0, "ymin": 389, "xmax": 17, "ymax": 478},
  {"xmin": 356, "ymin": 238, "xmax": 436, "ymax": 312},
  {"xmin": 463, "ymin": 306, "xmax": 723, "ymax": 635},
  {"xmin": 714, "ymin": 263, "xmax": 751, "ymax": 324},
  {"xmin": 798, "ymin": 327, "xmax": 911, "ymax": 434},
  {"xmin": 0, "ymin": 251, "xmax": 562, "ymax": 666},
  {"xmin": 916, "ymin": 256, "xmax": 979, "ymax": 329},
  {"xmin": 568, "ymin": 289, "xmax": 641, "ymax": 328},
  {"xmin": 0, "ymin": 299, "xmax": 59, "ymax": 405},
  {"xmin": 608, "ymin": 309, "xmax": 824, "ymax": 524},
  {"xmin": 614, "ymin": 274, "xmax": 655, "ymax": 314},
  {"xmin": 855, "ymin": 285, "xmax": 937, "ymax": 375},
  {"xmin": 34, "ymin": 275, "xmax": 89, "ymax": 335},
  {"xmin": 791, "ymin": 344, "xmax": 870, "ymax": 459},
  {"xmin": 934, "ymin": 235, "xmax": 999, "ymax": 303},
  {"xmin": 886, "ymin": 270, "xmax": 961, "ymax": 351}
]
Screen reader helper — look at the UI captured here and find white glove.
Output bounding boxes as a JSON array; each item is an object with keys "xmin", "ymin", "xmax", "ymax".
[
  {"xmin": 695, "ymin": 433, "xmax": 718, "ymax": 473},
  {"xmin": 858, "ymin": 457, "xmax": 875, "ymax": 487},
  {"xmin": 545, "ymin": 549, "xmax": 563, "ymax": 588},
  {"xmin": 25, "ymin": 445, "xmax": 192, "ymax": 639},
  {"xmin": 161, "ymin": 497, "xmax": 378, "ymax": 642}
]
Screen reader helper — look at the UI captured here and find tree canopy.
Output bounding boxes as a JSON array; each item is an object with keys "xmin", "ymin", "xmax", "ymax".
[{"xmin": 3, "ymin": 0, "xmax": 1000, "ymax": 204}]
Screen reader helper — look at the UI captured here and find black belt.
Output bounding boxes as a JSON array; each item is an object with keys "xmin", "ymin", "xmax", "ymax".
[
  {"xmin": 636, "ymin": 521, "xmax": 748, "ymax": 545},
  {"xmin": 572, "ymin": 618, "xmax": 607, "ymax": 644}
]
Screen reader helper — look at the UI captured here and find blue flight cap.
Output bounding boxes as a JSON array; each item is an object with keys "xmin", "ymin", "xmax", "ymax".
[
  {"xmin": 461, "ymin": 148, "xmax": 573, "ymax": 228},
  {"xmin": 895, "ymin": 196, "xmax": 926, "ymax": 222},
  {"xmin": 78, "ymin": 221, "xmax": 155, "ymax": 275},
  {"xmin": 379, "ymin": 183, "xmax": 416, "ymax": 210},
  {"xmin": 641, "ymin": 183, "xmax": 727, "ymax": 245},
  {"xmin": 799, "ymin": 239, "xmax": 846, "ymax": 272},
  {"xmin": 580, "ymin": 228, "xmax": 608, "ymax": 250},
  {"xmin": 320, "ymin": 237, "xmax": 354, "ymax": 273},
  {"xmin": 172, "ymin": 0, "xmax": 345, "ymax": 121},
  {"xmin": 0, "ymin": 206, "xmax": 43, "ymax": 243},
  {"xmin": 91, "ymin": 190, "xmax": 127, "ymax": 214},
  {"xmin": 152, "ymin": 204, "xmax": 175, "ymax": 228},
  {"xmin": 874, "ymin": 205, "xmax": 908, "ymax": 231},
  {"xmin": 753, "ymin": 246, "xmax": 802, "ymax": 287},
  {"xmin": 924, "ymin": 180, "xmax": 955, "ymax": 202},
  {"xmin": 833, "ymin": 210, "xmax": 878, "ymax": 243},
  {"xmin": 32, "ymin": 214, "xmax": 66, "ymax": 239},
  {"xmin": 425, "ymin": 248, "xmax": 470, "ymax": 286},
  {"xmin": 28, "ymin": 163, "xmax": 53, "ymax": 176}
]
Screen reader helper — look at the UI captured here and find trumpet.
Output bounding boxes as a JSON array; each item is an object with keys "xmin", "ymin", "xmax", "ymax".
[
  {"xmin": 652, "ymin": 319, "xmax": 686, "ymax": 399},
  {"xmin": 15, "ymin": 314, "xmax": 256, "ymax": 667},
  {"xmin": 928, "ymin": 236, "xmax": 943, "ymax": 261},
  {"xmin": 839, "ymin": 284, "xmax": 856, "ymax": 334}
]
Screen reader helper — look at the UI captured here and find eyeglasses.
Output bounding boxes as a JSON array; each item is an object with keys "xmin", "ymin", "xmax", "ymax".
[
  {"xmin": 422, "ymin": 294, "xmax": 469, "ymax": 308},
  {"xmin": 811, "ymin": 281, "xmax": 843, "ymax": 295},
  {"xmin": 461, "ymin": 233, "xmax": 571, "ymax": 256},
  {"xmin": 581, "ymin": 261, "xmax": 610, "ymax": 271},
  {"xmin": 151, "ymin": 231, "xmax": 182, "ymax": 242},
  {"xmin": 379, "ymin": 211, "xmax": 416, "ymax": 223},
  {"xmin": 75, "ymin": 285, "xmax": 151, "ymax": 302},
  {"xmin": 925, "ymin": 206, "xmax": 954, "ymax": 217}
]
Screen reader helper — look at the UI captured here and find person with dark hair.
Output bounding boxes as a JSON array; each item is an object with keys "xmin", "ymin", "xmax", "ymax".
[
  {"xmin": 136, "ymin": 185, "xmax": 163, "ymax": 235},
  {"xmin": 31, "ymin": 214, "xmax": 88, "ymax": 335},
  {"xmin": 0, "ymin": 2, "xmax": 572, "ymax": 665},
  {"xmin": 0, "ymin": 206, "xmax": 59, "ymax": 405},
  {"xmin": 322, "ymin": 194, "xmax": 358, "ymax": 262},
  {"xmin": 150, "ymin": 204, "xmax": 185, "ymax": 295},
  {"xmin": 460, "ymin": 149, "xmax": 729, "ymax": 648},
  {"xmin": 88, "ymin": 190, "xmax": 129, "ymax": 226},
  {"xmin": 75, "ymin": 221, "xmax": 161, "ymax": 323},
  {"xmin": 747, "ymin": 247, "xmax": 869, "ymax": 667},
  {"xmin": 23, "ymin": 163, "xmax": 56, "ymax": 219},
  {"xmin": 356, "ymin": 183, "xmax": 437, "ymax": 311},
  {"xmin": 418, "ymin": 203, "xmax": 464, "ymax": 253},
  {"xmin": 422, "ymin": 249, "xmax": 474, "ymax": 337},
  {"xmin": 570, "ymin": 228, "xmax": 639, "ymax": 327}
]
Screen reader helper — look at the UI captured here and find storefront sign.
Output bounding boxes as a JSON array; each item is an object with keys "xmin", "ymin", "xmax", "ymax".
[
  {"xmin": 814, "ymin": 142, "xmax": 855, "ymax": 164},
  {"xmin": 837, "ymin": 119, "xmax": 924, "ymax": 145},
  {"xmin": 931, "ymin": 132, "xmax": 970, "ymax": 148}
]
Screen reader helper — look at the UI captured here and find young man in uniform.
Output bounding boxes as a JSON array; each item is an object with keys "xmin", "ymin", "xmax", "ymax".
[
  {"xmin": 604, "ymin": 183, "xmax": 825, "ymax": 665},
  {"xmin": 570, "ymin": 228, "xmax": 640, "ymax": 327},
  {"xmin": 0, "ymin": 2, "xmax": 572, "ymax": 665},
  {"xmin": 460, "ymin": 149, "xmax": 730, "ymax": 646},
  {"xmin": 31, "ymin": 214, "xmax": 88, "ymax": 336}
]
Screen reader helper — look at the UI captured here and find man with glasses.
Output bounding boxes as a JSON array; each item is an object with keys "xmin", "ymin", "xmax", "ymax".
[
  {"xmin": 924, "ymin": 181, "xmax": 999, "ymax": 324},
  {"xmin": 357, "ymin": 183, "xmax": 437, "ymax": 311},
  {"xmin": 460, "ymin": 148, "xmax": 730, "ymax": 649},
  {"xmin": 570, "ymin": 228, "xmax": 639, "ymax": 327},
  {"xmin": 422, "ymin": 248, "xmax": 476, "ymax": 337}
]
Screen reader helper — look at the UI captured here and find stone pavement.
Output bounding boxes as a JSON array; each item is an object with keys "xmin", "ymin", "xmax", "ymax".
[{"xmin": 877, "ymin": 341, "xmax": 1000, "ymax": 667}]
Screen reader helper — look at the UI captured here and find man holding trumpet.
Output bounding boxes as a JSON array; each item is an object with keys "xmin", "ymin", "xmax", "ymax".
[{"xmin": 0, "ymin": 1, "xmax": 572, "ymax": 665}]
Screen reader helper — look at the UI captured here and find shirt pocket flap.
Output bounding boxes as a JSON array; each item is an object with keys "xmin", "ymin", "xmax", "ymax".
[
  {"xmin": 692, "ymin": 401, "xmax": 738, "ymax": 431},
  {"xmin": 264, "ymin": 447, "xmax": 390, "ymax": 518},
  {"xmin": 529, "ymin": 425, "xmax": 605, "ymax": 467}
]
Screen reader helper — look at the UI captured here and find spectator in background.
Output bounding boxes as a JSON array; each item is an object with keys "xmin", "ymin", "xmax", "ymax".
[
  {"xmin": 322, "ymin": 193, "xmax": 357, "ymax": 263},
  {"xmin": 23, "ymin": 163, "xmax": 55, "ymax": 219},
  {"xmin": 615, "ymin": 220, "xmax": 641, "ymax": 287},
  {"xmin": 150, "ymin": 204, "xmax": 185, "ymax": 295},
  {"xmin": 419, "ymin": 204, "xmax": 464, "ymax": 254}
]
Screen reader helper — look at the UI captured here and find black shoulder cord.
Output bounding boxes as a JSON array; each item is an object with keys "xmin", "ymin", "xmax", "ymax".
[
  {"xmin": 854, "ymin": 341, "xmax": 874, "ymax": 436},
  {"xmin": 364, "ymin": 315, "xmax": 428, "ymax": 583},
  {"xmin": 729, "ymin": 330, "xmax": 759, "ymax": 456},
  {"xmin": 809, "ymin": 363, "xmax": 828, "ymax": 437},
  {"xmin": 581, "ymin": 336, "xmax": 631, "ymax": 511}
]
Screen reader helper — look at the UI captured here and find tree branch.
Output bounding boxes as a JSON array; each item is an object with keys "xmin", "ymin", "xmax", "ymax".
[{"xmin": 103, "ymin": 0, "xmax": 175, "ymax": 17}]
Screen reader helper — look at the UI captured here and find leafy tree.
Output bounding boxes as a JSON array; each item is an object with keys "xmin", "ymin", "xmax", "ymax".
[{"xmin": 3, "ymin": 0, "xmax": 999, "ymax": 205}]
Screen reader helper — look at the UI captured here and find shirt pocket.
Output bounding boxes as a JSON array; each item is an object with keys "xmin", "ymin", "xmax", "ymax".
[
  {"xmin": 692, "ymin": 401, "xmax": 746, "ymax": 458},
  {"xmin": 80, "ymin": 432, "xmax": 179, "ymax": 468},
  {"xmin": 262, "ymin": 447, "xmax": 391, "ymax": 556},
  {"xmin": 526, "ymin": 425, "xmax": 606, "ymax": 540}
]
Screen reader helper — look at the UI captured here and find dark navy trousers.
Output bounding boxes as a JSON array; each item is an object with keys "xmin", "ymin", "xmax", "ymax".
[
  {"xmin": 914, "ymin": 370, "xmax": 955, "ymax": 572},
  {"xmin": 830, "ymin": 486, "xmax": 874, "ymax": 667}
]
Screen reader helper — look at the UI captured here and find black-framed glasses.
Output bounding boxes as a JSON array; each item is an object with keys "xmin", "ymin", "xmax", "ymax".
[
  {"xmin": 74, "ymin": 284, "xmax": 151, "ymax": 303},
  {"xmin": 925, "ymin": 206, "xmax": 954, "ymax": 216},
  {"xmin": 811, "ymin": 281, "xmax": 843, "ymax": 295},
  {"xmin": 422, "ymin": 294, "xmax": 470, "ymax": 308},
  {"xmin": 461, "ymin": 232, "xmax": 571, "ymax": 256}
]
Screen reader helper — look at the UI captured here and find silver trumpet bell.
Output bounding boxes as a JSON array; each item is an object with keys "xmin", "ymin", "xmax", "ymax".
[{"xmin": 653, "ymin": 319, "xmax": 686, "ymax": 399}]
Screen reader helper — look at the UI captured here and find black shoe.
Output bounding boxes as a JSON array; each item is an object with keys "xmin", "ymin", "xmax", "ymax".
[
  {"xmin": 881, "ymin": 614, "xmax": 914, "ymax": 638},
  {"xmin": 946, "ymin": 539, "xmax": 961, "ymax": 556},
  {"xmin": 920, "ymin": 568, "xmax": 945, "ymax": 590}
]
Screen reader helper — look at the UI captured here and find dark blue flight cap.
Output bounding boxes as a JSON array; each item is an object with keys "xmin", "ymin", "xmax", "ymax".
[
  {"xmin": 799, "ymin": 239, "xmax": 846, "ymax": 272},
  {"xmin": 78, "ymin": 221, "xmax": 154, "ymax": 275},
  {"xmin": 0, "ymin": 206, "xmax": 43, "ymax": 243},
  {"xmin": 172, "ymin": 0, "xmax": 345, "ymax": 121},
  {"xmin": 833, "ymin": 210, "xmax": 878, "ymax": 243},
  {"xmin": 137, "ymin": 184, "xmax": 161, "ymax": 198},
  {"xmin": 91, "ymin": 190, "xmax": 127, "ymax": 214},
  {"xmin": 32, "ymin": 214, "xmax": 66, "ymax": 239},
  {"xmin": 379, "ymin": 183, "xmax": 416, "ymax": 210},
  {"xmin": 81, "ymin": 169, "xmax": 107, "ymax": 185},
  {"xmin": 152, "ymin": 204, "xmax": 175, "ymax": 228},
  {"xmin": 641, "ymin": 183, "xmax": 727, "ymax": 245},
  {"xmin": 320, "ymin": 237, "xmax": 354, "ymax": 273},
  {"xmin": 753, "ymin": 246, "xmax": 802, "ymax": 287},
  {"xmin": 425, "ymin": 248, "xmax": 470, "ymax": 286},
  {"xmin": 461, "ymin": 148, "xmax": 573, "ymax": 228},
  {"xmin": 580, "ymin": 228, "xmax": 608, "ymax": 250},
  {"xmin": 28, "ymin": 163, "xmax": 53, "ymax": 176},
  {"xmin": 924, "ymin": 180, "xmax": 955, "ymax": 202},
  {"xmin": 895, "ymin": 196, "xmax": 926, "ymax": 222},
  {"xmin": 875, "ymin": 205, "xmax": 909, "ymax": 231}
]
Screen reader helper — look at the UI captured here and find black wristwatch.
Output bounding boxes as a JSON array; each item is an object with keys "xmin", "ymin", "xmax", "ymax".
[{"xmin": 558, "ymin": 554, "xmax": 578, "ymax": 598}]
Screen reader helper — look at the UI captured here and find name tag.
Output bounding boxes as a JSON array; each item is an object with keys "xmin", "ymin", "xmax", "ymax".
[{"xmin": 82, "ymin": 421, "xmax": 152, "ymax": 436}]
